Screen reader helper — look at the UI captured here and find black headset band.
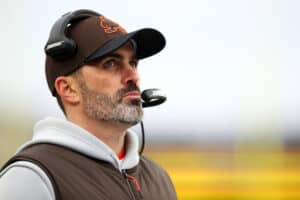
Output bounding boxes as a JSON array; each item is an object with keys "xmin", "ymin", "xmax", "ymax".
[{"xmin": 45, "ymin": 9, "xmax": 101, "ymax": 59}]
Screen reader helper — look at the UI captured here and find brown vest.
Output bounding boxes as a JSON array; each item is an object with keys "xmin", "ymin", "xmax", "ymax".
[{"xmin": 3, "ymin": 144, "xmax": 177, "ymax": 200}]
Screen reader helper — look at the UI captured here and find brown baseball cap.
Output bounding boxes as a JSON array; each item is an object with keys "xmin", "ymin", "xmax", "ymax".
[{"xmin": 45, "ymin": 11, "xmax": 166, "ymax": 96}]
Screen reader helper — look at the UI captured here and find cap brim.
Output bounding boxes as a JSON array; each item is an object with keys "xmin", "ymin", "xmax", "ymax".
[{"xmin": 85, "ymin": 28, "xmax": 166, "ymax": 62}]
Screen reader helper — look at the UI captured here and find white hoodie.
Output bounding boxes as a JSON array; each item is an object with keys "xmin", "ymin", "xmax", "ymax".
[{"xmin": 0, "ymin": 117, "xmax": 140, "ymax": 200}]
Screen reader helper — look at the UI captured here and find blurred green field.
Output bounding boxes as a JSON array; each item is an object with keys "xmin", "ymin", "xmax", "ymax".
[{"xmin": 146, "ymin": 147, "xmax": 300, "ymax": 200}]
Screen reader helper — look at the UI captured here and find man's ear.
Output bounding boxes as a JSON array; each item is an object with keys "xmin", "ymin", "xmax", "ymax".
[{"xmin": 54, "ymin": 76, "xmax": 80, "ymax": 105}]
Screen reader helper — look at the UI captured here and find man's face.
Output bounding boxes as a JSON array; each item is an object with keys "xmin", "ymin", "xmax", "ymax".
[{"xmin": 75, "ymin": 42, "xmax": 143, "ymax": 125}]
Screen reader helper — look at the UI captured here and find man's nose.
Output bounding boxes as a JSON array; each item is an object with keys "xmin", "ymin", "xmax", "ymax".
[{"xmin": 122, "ymin": 65, "xmax": 139, "ymax": 85}]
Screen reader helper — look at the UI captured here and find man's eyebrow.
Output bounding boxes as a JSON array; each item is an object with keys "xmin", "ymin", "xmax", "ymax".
[{"xmin": 104, "ymin": 53, "xmax": 122, "ymax": 59}]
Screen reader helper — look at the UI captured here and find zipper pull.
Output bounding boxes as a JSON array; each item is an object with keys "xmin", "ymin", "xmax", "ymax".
[{"xmin": 122, "ymin": 170, "xmax": 141, "ymax": 192}]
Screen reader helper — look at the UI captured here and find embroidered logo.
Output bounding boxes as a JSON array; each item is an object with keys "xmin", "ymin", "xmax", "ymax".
[{"xmin": 99, "ymin": 16, "xmax": 127, "ymax": 34}]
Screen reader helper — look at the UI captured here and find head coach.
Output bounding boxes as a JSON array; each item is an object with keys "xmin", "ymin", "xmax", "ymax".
[{"xmin": 0, "ymin": 9, "xmax": 177, "ymax": 200}]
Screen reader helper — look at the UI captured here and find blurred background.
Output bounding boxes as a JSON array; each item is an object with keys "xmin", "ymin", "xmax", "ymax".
[{"xmin": 1, "ymin": 0, "xmax": 300, "ymax": 199}]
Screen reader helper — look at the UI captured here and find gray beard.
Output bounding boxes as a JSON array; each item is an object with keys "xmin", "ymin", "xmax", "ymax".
[{"xmin": 79, "ymin": 82, "xmax": 143, "ymax": 125}]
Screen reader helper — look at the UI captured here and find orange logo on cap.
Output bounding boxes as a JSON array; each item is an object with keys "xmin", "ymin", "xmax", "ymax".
[{"xmin": 99, "ymin": 16, "xmax": 127, "ymax": 34}]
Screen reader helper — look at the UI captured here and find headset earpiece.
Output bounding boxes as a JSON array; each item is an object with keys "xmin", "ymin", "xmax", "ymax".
[{"xmin": 44, "ymin": 9, "xmax": 100, "ymax": 60}]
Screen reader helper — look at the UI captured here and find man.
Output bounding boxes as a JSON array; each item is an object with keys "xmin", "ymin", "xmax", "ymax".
[{"xmin": 0, "ymin": 9, "xmax": 177, "ymax": 200}]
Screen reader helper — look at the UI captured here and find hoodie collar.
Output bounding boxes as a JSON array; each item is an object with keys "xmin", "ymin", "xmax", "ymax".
[{"xmin": 17, "ymin": 117, "xmax": 140, "ymax": 171}]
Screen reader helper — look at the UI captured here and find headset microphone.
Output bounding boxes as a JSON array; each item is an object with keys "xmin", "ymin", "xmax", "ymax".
[
  {"xmin": 141, "ymin": 89, "xmax": 167, "ymax": 108},
  {"xmin": 139, "ymin": 88, "xmax": 167, "ymax": 155}
]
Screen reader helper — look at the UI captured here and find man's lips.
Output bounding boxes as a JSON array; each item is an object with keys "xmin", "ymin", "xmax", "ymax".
[{"xmin": 123, "ymin": 91, "xmax": 141, "ymax": 99}]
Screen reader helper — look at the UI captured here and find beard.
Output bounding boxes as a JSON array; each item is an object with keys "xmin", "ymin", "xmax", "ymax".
[{"xmin": 78, "ymin": 81, "xmax": 143, "ymax": 126}]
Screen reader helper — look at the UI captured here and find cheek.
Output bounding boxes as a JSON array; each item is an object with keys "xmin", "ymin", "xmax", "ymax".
[
  {"xmin": 85, "ymin": 75, "xmax": 121, "ymax": 95},
  {"xmin": 81, "ymin": 67, "xmax": 124, "ymax": 94}
]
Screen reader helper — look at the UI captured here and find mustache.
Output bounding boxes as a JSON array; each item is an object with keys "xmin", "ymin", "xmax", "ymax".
[{"xmin": 116, "ymin": 83, "xmax": 141, "ymax": 99}]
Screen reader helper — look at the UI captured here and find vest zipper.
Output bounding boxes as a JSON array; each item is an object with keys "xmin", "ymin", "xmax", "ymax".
[{"xmin": 122, "ymin": 170, "xmax": 141, "ymax": 200}]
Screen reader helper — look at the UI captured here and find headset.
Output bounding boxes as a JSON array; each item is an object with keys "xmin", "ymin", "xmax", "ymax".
[
  {"xmin": 45, "ymin": 9, "xmax": 101, "ymax": 60},
  {"xmin": 45, "ymin": 9, "xmax": 167, "ymax": 154}
]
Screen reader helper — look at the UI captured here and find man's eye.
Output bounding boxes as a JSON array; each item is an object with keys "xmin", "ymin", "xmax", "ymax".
[
  {"xmin": 130, "ymin": 60, "xmax": 138, "ymax": 69},
  {"xmin": 103, "ymin": 60, "xmax": 116, "ymax": 68}
]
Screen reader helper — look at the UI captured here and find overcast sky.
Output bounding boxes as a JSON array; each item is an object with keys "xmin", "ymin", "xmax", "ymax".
[{"xmin": 1, "ymin": 0, "xmax": 300, "ymax": 143}]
